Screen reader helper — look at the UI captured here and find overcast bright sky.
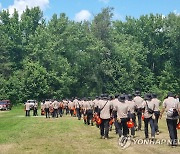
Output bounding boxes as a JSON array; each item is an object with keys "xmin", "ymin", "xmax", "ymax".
[{"xmin": 0, "ymin": 0, "xmax": 179, "ymax": 21}]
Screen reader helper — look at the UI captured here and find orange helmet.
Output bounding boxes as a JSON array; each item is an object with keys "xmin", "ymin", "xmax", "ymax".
[
  {"xmin": 177, "ymin": 123, "xmax": 180, "ymax": 129},
  {"xmin": 142, "ymin": 115, "xmax": 145, "ymax": 121},
  {"xmin": 109, "ymin": 118, "xmax": 114, "ymax": 125},
  {"xmin": 127, "ymin": 121, "xmax": 134, "ymax": 128},
  {"xmin": 96, "ymin": 116, "xmax": 102, "ymax": 125},
  {"xmin": 73, "ymin": 109, "xmax": 76, "ymax": 115}
]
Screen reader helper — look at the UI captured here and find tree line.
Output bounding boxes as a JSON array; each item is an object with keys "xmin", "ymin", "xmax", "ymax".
[{"xmin": 0, "ymin": 7, "xmax": 179, "ymax": 104}]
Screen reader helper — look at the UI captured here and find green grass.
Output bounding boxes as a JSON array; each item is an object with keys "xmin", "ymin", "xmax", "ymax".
[{"xmin": 0, "ymin": 106, "xmax": 180, "ymax": 154}]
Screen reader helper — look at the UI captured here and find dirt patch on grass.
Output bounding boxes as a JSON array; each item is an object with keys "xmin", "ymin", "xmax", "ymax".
[{"xmin": 0, "ymin": 143, "xmax": 16, "ymax": 153}]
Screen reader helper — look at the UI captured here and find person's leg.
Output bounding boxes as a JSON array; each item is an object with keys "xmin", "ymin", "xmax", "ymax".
[
  {"xmin": 45, "ymin": 108, "xmax": 47, "ymax": 118},
  {"xmin": 149, "ymin": 117, "xmax": 155, "ymax": 138},
  {"xmin": 114, "ymin": 119, "xmax": 119, "ymax": 134},
  {"xmin": 134, "ymin": 113, "xmax": 137, "ymax": 129},
  {"xmin": 154, "ymin": 111, "xmax": 160, "ymax": 133},
  {"xmin": 131, "ymin": 114, "xmax": 136, "ymax": 136},
  {"xmin": 104, "ymin": 119, "xmax": 110, "ymax": 138},
  {"xmin": 79, "ymin": 108, "xmax": 82, "ymax": 119},
  {"xmin": 166, "ymin": 119, "xmax": 176, "ymax": 146},
  {"xmin": 122, "ymin": 118, "xmax": 128, "ymax": 137},
  {"xmin": 87, "ymin": 110, "xmax": 90, "ymax": 125},
  {"xmin": 172, "ymin": 119, "xmax": 178, "ymax": 145},
  {"xmin": 100, "ymin": 119, "xmax": 105, "ymax": 138},
  {"xmin": 144, "ymin": 118, "xmax": 149, "ymax": 138},
  {"xmin": 47, "ymin": 109, "xmax": 50, "ymax": 118},
  {"xmin": 117, "ymin": 120, "xmax": 123, "ymax": 137},
  {"xmin": 76, "ymin": 108, "xmax": 80, "ymax": 119},
  {"xmin": 70, "ymin": 109, "xmax": 73, "ymax": 116},
  {"xmin": 137, "ymin": 109, "xmax": 142, "ymax": 130},
  {"xmin": 89, "ymin": 110, "xmax": 93, "ymax": 125},
  {"xmin": 56, "ymin": 109, "xmax": 58, "ymax": 118}
]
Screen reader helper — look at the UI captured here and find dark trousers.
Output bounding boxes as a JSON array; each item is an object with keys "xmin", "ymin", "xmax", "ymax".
[
  {"xmin": 144, "ymin": 117, "xmax": 155, "ymax": 138},
  {"xmin": 166, "ymin": 119, "xmax": 178, "ymax": 146},
  {"xmin": 137, "ymin": 108, "xmax": 142, "ymax": 130},
  {"xmin": 54, "ymin": 109, "xmax": 58, "ymax": 118},
  {"xmin": 59, "ymin": 107, "xmax": 63, "ymax": 117},
  {"xmin": 114, "ymin": 119, "xmax": 119, "ymax": 134},
  {"xmin": 100, "ymin": 119, "xmax": 110, "ymax": 138},
  {"xmin": 33, "ymin": 108, "xmax": 38, "ymax": 116},
  {"xmin": 76, "ymin": 108, "xmax": 81, "ymax": 120},
  {"xmin": 112, "ymin": 111, "xmax": 118, "ymax": 133},
  {"xmin": 117, "ymin": 118, "xmax": 129, "ymax": 137},
  {"xmin": 45, "ymin": 108, "xmax": 50, "ymax": 118},
  {"xmin": 87, "ymin": 109, "xmax": 93, "ymax": 125},
  {"xmin": 128, "ymin": 113, "xmax": 136, "ymax": 136},
  {"xmin": 70, "ymin": 109, "xmax": 74, "ymax": 116},
  {"xmin": 65, "ymin": 107, "xmax": 69, "ymax": 115},
  {"xmin": 83, "ymin": 111, "xmax": 87, "ymax": 124},
  {"xmin": 154, "ymin": 111, "xmax": 160, "ymax": 132},
  {"xmin": 26, "ymin": 110, "xmax": 30, "ymax": 116}
]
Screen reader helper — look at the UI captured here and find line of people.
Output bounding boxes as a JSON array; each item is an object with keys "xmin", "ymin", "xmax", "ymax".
[
  {"xmin": 38, "ymin": 91, "xmax": 180, "ymax": 147},
  {"xmin": 24, "ymin": 101, "xmax": 38, "ymax": 116}
]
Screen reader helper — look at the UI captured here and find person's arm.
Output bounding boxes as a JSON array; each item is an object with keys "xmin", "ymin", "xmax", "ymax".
[
  {"xmin": 141, "ymin": 101, "xmax": 145, "ymax": 114},
  {"xmin": 160, "ymin": 100, "xmax": 166, "ymax": 119},
  {"xmin": 159, "ymin": 108, "xmax": 165, "ymax": 119}
]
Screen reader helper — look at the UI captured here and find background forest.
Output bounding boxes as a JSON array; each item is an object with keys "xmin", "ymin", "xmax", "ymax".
[{"xmin": 0, "ymin": 7, "xmax": 179, "ymax": 104}]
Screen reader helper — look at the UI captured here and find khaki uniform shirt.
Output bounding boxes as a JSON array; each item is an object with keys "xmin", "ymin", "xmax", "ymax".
[
  {"xmin": 133, "ymin": 96, "xmax": 144, "ymax": 108},
  {"xmin": 41, "ymin": 103, "xmax": 45, "ymax": 110},
  {"xmin": 152, "ymin": 98, "xmax": 160, "ymax": 111},
  {"xmin": 84, "ymin": 101, "xmax": 93, "ymax": 110},
  {"xmin": 111, "ymin": 98, "xmax": 119, "ymax": 110},
  {"xmin": 25, "ymin": 103, "xmax": 30, "ymax": 110},
  {"xmin": 63, "ymin": 100, "xmax": 68, "ymax": 107},
  {"xmin": 163, "ymin": 97, "xmax": 180, "ymax": 119},
  {"xmin": 142, "ymin": 100, "xmax": 155, "ymax": 118},
  {"xmin": 99, "ymin": 100, "xmax": 112, "ymax": 119},
  {"xmin": 125, "ymin": 100, "xmax": 136, "ymax": 114},
  {"xmin": 74, "ymin": 99, "xmax": 80, "ymax": 108},
  {"xmin": 68, "ymin": 101, "xmax": 75, "ymax": 109},
  {"xmin": 53, "ymin": 101, "xmax": 59, "ymax": 109},
  {"xmin": 114, "ymin": 101, "xmax": 129, "ymax": 119},
  {"xmin": 44, "ymin": 101, "xmax": 50, "ymax": 109}
]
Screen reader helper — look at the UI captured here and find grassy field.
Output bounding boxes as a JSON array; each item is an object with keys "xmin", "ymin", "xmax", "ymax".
[{"xmin": 0, "ymin": 106, "xmax": 180, "ymax": 154}]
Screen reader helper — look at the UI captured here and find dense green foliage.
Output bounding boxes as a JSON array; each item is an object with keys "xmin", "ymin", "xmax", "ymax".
[{"xmin": 0, "ymin": 7, "xmax": 179, "ymax": 103}]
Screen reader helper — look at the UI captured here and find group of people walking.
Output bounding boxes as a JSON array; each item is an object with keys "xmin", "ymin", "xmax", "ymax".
[{"xmin": 25, "ymin": 91, "xmax": 180, "ymax": 147}]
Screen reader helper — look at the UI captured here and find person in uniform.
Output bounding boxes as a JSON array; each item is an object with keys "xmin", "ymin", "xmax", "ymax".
[
  {"xmin": 59, "ymin": 100, "xmax": 64, "ymax": 117},
  {"xmin": 84, "ymin": 97, "xmax": 94, "ymax": 126},
  {"xmin": 93, "ymin": 96, "xmax": 100, "ymax": 114},
  {"xmin": 152, "ymin": 93, "xmax": 160, "ymax": 135},
  {"xmin": 82, "ymin": 98, "xmax": 87, "ymax": 124},
  {"xmin": 111, "ymin": 94, "xmax": 119, "ymax": 134},
  {"xmin": 25, "ymin": 102, "xmax": 30, "ymax": 116},
  {"xmin": 33, "ymin": 101, "xmax": 38, "ymax": 116},
  {"xmin": 53, "ymin": 100, "xmax": 59, "ymax": 118},
  {"xmin": 114, "ymin": 94, "xmax": 129, "ymax": 138},
  {"xmin": 44, "ymin": 99, "xmax": 50, "ymax": 118},
  {"xmin": 133, "ymin": 90, "xmax": 144, "ymax": 131},
  {"xmin": 50, "ymin": 101, "xmax": 54, "ymax": 117},
  {"xmin": 126, "ymin": 94, "xmax": 136, "ymax": 137},
  {"xmin": 63, "ymin": 99, "xmax": 69, "ymax": 115},
  {"xmin": 160, "ymin": 92, "xmax": 180, "ymax": 147},
  {"xmin": 142, "ymin": 93, "xmax": 156, "ymax": 140},
  {"xmin": 68, "ymin": 99, "xmax": 75, "ymax": 117},
  {"xmin": 74, "ymin": 98, "xmax": 82, "ymax": 120},
  {"xmin": 41, "ymin": 100, "xmax": 45, "ymax": 115},
  {"xmin": 99, "ymin": 94, "xmax": 113, "ymax": 139}
]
